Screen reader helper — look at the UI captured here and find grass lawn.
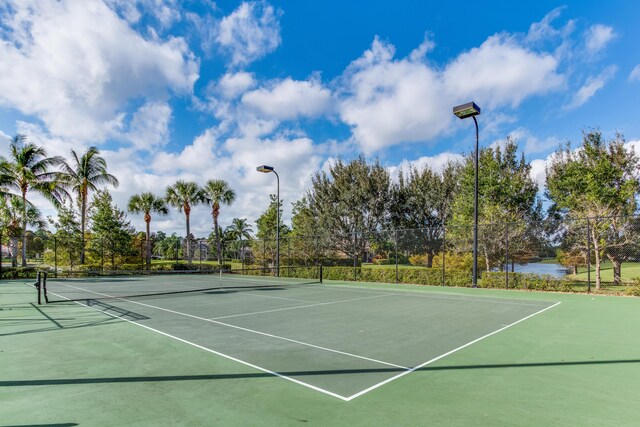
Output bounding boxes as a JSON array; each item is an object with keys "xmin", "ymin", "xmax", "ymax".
[{"xmin": 567, "ymin": 260, "xmax": 640, "ymax": 283}]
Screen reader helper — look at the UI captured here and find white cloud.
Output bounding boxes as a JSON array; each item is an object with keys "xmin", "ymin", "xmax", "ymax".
[
  {"xmin": 584, "ymin": 24, "xmax": 616, "ymax": 54},
  {"xmin": 338, "ymin": 37, "xmax": 450, "ymax": 154},
  {"xmin": 530, "ymin": 157, "xmax": 551, "ymax": 192},
  {"xmin": 338, "ymin": 34, "xmax": 564, "ymax": 153},
  {"xmin": 126, "ymin": 102, "xmax": 172, "ymax": 150},
  {"xmin": 106, "ymin": 0, "xmax": 182, "ymax": 28},
  {"xmin": 0, "ymin": 0, "xmax": 198, "ymax": 142},
  {"xmin": 215, "ymin": 1, "xmax": 281, "ymax": 67},
  {"xmin": 629, "ymin": 65, "xmax": 640, "ymax": 82},
  {"xmin": 387, "ymin": 152, "xmax": 464, "ymax": 182},
  {"xmin": 242, "ymin": 77, "xmax": 332, "ymax": 120},
  {"xmin": 152, "ymin": 128, "xmax": 219, "ymax": 174},
  {"xmin": 507, "ymin": 128, "xmax": 561, "ymax": 154},
  {"xmin": 565, "ymin": 65, "xmax": 617, "ymax": 110},
  {"xmin": 218, "ymin": 72, "xmax": 256, "ymax": 99},
  {"xmin": 443, "ymin": 34, "xmax": 563, "ymax": 108}
]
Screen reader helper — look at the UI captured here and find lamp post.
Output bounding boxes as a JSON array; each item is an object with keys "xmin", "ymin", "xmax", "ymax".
[
  {"xmin": 453, "ymin": 101, "xmax": 481, "ymax": 287},
  {"xmin": 256, "ymin": 165, "xmax": 280, "ymax": 277}
]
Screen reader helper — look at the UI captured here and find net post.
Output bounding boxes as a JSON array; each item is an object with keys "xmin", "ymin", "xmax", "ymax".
[
  {"xmin": 43, "ymin": 272, "xmax": 48, "ymax": 303},
  {"xmin": 36, "ymin": 271, "xmax": 41, "ymax": 305}
]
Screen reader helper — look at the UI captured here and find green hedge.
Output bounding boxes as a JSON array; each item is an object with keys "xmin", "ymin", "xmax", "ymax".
[
  {"xmin": 1, "ymin": 266, "xmax": 43, "ymax": 279},
  {"xmin": 322, "ymin": 266, "xmax": 469, "ymax": 286},
  {"xmin": 481, "ymin": 271, "xmax": 574, "ymax": 292}
]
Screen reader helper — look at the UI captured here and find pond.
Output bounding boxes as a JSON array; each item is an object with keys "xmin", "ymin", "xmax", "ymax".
[{"xmin": 504, "ymin": 262, "xmax": 569, "ymax": 278}]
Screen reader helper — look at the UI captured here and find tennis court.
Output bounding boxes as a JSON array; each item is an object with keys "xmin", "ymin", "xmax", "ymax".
[
  {"xmin": 2, "ymin": 274, "xmax": 640, "ymax": 425},
  {"xmin": 38, "ymin": 272, "xmax": 559, "ymax": 400}
]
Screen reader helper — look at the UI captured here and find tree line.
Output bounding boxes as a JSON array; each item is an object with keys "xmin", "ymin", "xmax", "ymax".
[{"xmin": 2, "ymin": 129, "xmax": 638, "ymax": 289}]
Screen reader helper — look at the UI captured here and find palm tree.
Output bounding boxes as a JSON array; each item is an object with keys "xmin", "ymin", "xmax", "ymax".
[
  {"xmin": 226, "ymin": 217, "xmax": 253, "ymax": 266},
  {"xmin": 0, "ymin": 197, "xmax": 46, "ymax": 267},
  {"xmin": 59, "ymin": 147, "xmax": 119, "ymax": 264},
  {"xmin": 128, "ymin": 192, "xmax": 169, "ymax": 270},
  {"xmin": 0, "ymin": 135, "xmax": 67, "ymax": 266},
  {"xmin": 165, "ymin": 181, "xmax": 204, "ymax": 263},
  {"xmin": 202, "ymin": 179, "xmax": 236, "ymax": 264}
]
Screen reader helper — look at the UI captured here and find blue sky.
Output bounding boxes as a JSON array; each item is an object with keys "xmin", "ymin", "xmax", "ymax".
[{"xmin": 1, "ymin": 0, "xmax": 639, "ymax": 236}]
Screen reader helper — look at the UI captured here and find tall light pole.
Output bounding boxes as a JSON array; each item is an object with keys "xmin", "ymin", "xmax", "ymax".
[
  {"xmin": 453, "ymin": 101, "xmax": 481, "ymax": 287},
  {"xmin": 256, "ymin": 165, "xmax": 280, "ymax": 277}
]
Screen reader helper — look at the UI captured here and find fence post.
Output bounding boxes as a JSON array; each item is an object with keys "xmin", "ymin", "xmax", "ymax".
[
  {"xmin": 353, "ymin": 230, "xmax": 357, "ymax": 281},
  {"xmin": 587, "ymin": 218, "xmax": 591, "ymax": 293},
  {"xmin": 394, "ymin": 229, "xmax": 398, "ymax": 284},
  {"xmin": 442, "ymin": 226, "xmax": 446, "ymax": 286},
  {"xmin": 505, "ymin": 224, "xmax": 509, "ymax": 290},
  {"xmin": 262, "ymin": 238, "xmax": 266, "ymax": 270},
  {"xmin": 54, "ymin": 237, "xmax": 57, "ymax": 278}
]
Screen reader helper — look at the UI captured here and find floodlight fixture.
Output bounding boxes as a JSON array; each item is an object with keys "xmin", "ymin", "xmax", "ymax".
[
  {"xmin": 257, "ymin": 165, "xmax": 275, "ymax": 173},
  {"xmin": 453, "ymin": 102, "xmax": 481, "ymax": 119}
]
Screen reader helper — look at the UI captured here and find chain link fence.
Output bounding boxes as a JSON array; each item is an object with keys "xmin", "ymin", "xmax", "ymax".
[{"xmin": 4, "ymin": 216, "xmax": 640, "ymax": 293}]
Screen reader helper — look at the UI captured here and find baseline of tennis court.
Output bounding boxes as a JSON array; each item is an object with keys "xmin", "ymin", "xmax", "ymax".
[{"xmin": 43, "ymin": 276, "xmax": 560, "ymax": 401}]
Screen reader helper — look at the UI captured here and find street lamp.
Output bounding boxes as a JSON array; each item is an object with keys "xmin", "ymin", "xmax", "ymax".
[
  {"xmin": 453, "ymin": 101, "xmax": 481, "ymax": 287},
  {"xmin": 256, "ymin": 165, "xmax": 280, "ymax": 277}
]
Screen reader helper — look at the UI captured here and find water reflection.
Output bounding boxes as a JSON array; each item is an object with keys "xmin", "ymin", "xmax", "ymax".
[{"xmin": 500, "ymin": 263, "xmax": 569, "ymax": 278}]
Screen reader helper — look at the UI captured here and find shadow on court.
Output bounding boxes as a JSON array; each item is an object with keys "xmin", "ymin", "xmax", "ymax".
[{"xmin": 2, "ymin": 358, "xmax": 638, "ymax": 387}]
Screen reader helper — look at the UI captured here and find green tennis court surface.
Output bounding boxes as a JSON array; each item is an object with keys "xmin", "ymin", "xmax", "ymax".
[{"xmin": 2, "ymin": 277, "xmax": 640, "ymax": 426}]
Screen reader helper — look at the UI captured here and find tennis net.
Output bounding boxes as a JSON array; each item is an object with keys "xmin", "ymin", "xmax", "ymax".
[{"xmin": 42, "ymin": 265, "xmax": 322, "ymax": 303}]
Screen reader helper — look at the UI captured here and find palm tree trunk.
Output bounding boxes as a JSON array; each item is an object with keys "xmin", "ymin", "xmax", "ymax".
[
  {"xmin": 145, "ymin": 217, "xmax": 151, "ymax": 270},
  {"xmin": 11, "ymin": 236, "xmax": 18, "ymax": 268},
  {"xmin": 80, "ymin": 184, "xmax": 87, "ymax": 264},
  {"xmin": 21, "ymin": 192, "xmax": 27, "ymax": 267},
  {"xmin": 213, "ymin": 207, "xmax": 221, "ymax": 265},
  {"xmin": 185, "ymin": 209, "xmax": 191, "ymax": 263}
]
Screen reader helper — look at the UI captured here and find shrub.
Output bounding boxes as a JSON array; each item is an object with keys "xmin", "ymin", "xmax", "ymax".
[
  {"xmin": 625, "ymin": 278, "xmax": 640, "ymax": 297},
  {"xmin": 1, "ymin": 267, "xmax": 40, "ymax": 279},
  {"xmin": 481, "ymin": 271, "xmax": 573, "ymax": 292},
  {"xmin": 409, "ymin": 254, "xmax": 428, "ymax": 266}
]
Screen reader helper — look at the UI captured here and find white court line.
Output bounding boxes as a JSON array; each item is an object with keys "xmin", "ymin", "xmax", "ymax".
[
  {"xmin": 316, "ymin": 282, "xmax": 554, "ymax": 307},
  {"xmin": 52, "ymin": 282, "xmax": 409, "ymax": 370},
  {"xmin": 234, "ymin": 292, "xmax": 317, "ymax": 304},
  {"xmin": 209, "ymin": 294, "xmax": 389, "ymax": 320},
  {"xmin": 343, "ymin": 301, "xmax": 562, "ymax": 401},
  {"xmin": 47, "ymin": 290, "xmax": 351, "ymax": 401}
]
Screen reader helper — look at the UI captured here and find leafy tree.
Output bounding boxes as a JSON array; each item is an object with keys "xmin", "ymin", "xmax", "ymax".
[
  {"xmin": 0, "ymin": 197, "xmax": 46, "ymax": 267},
  {"xmin": 153, "ymin": 232, "xmax": 182, "ymax": 260},
  {"xmin": 390, "ymin": 161, "xmax": 461, "ymax": 267},
  {"xmin": 47, "ymin": 203, "xmax": 82, "ymax": 269},
  {"xmin": 59, "ymin": 147, "xmax": 119, "ymax": 264},
  {"xmin": 546, "ymin": 130, "xmax": 640, "ymax": 288},
  {"xmin": 226, "ymin": 217, "xmax": 253, "ymax": 265},
  {"xmin": 0, "ymin": 135, "xmax": 67, "ymax": 266},
  {"xmin": 165, "ymin": 181, "xmax": 204, "ymax": 263},
  {"xmin": 307, "ymin": 156, "xmax": 391, "ymax": 262},
  {"xmin": 202, "ymin": 179, "xmax": 236, "ymax": 264},
  {"xmin": 450, "ymin": 137, "xmax": 542, "ymax": 272},
  {"xmin": 128, "ymin": 192, "xmax": 169, "ymax": 269},
  {"xmin": 290, "ymin": 197, "xmax": 324, "ymax": 265},
  {"xmin": 254, "ymin": 194, "xmax": 290, "ymax": 267},
  {"xmin": 89, "ymin": 189, "xmax": 134, "ymax": 269}
]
